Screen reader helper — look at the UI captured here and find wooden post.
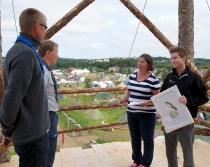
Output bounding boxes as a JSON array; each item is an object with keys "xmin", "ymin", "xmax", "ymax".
[
  {"xmin": 179, "ymin": 0, "xmax": 194, "ymax": 61},
  {"xmin": 44, "ymin": 0, "xmax": 95, "ymax": 39},
  {"xmin": 0, "ymin": 0, "xmax": 9, "ymax": 162},
  {"xmin": 120, "ymin": 0, "xmax": 173, "ymax": 49}
]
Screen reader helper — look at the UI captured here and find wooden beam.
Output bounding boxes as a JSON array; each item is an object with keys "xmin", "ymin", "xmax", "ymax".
[
  {"xmin": 186, "ymin": 59, "xmax": 210, "ymax": 89},
  {"xmin": 57, "ymin": 122, "xmax": 128, "ymax": 134},
  {"xmin": 119, "ymin": 0, "xmax": 173, "ymax": 50},
  {"xmin": 57, "ymin": 87, "xmax": 127, "ymax": 94},
  {"xmin": 195, "ymin": 128, "xmax": 210, "ymax": 136},
  {"xmin": 203, "ymin": 68, "xmax": 210, "ymax": 83},
  {"xmin": 59, "ymin": 103, "xmax": 127, "ymax": 111},
  {"xmin": 45, "ymin": 0, "xmax": 95, "ymax": 39},
  {"xmin": 199, "ymin": 104, "xmax": 210, "ymax": 113},
  {"xmin": 179, "ymin": 0, "xmax": 194, "ymax": 60},
  {"xmin": 194, "ymin": 118, "xmax": 210, "ymax": 128}
]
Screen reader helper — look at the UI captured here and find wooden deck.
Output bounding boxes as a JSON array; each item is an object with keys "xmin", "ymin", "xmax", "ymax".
[{"xmin": 0, "ymin": 136, "xmax": 209, "ymax": 167}]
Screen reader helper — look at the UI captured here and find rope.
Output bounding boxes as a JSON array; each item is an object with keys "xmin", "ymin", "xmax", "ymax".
[
  {"xmin": 206, "ymin": 0, "xmax": 210, "ymax": 11},
  {"xmin": 11, "ymin": 0, "xmax": 18, "ymax": 37},
  {"xmin": 128, "ymin": 0, "xmax": 148, "ymax": 57}
]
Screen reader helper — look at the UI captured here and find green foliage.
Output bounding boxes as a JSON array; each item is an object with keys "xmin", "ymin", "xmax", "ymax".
[
  {"xmin": 96, "ymin": 138, "xmax": 112, "ymax": 144},
  {"xmin": 83, "ymin": 77, "xmax": 93, "ymax": 88},
  {"xmin": 9, "ymin": 151, "xmax": 17, "ymax": 159},
  {"xmin": 54, "ymin": 57, "xmax": 209, "ymax": 73}
]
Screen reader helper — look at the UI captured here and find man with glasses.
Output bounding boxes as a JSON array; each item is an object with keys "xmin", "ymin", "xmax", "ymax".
[{"xmin": 0, "ymin": 8, "xmax": 50, "ymax": 167}]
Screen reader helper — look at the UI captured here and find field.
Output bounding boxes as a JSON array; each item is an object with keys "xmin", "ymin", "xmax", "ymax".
[{"xmin": 56, "ymin": 93, "xmax": 163, "ymax": 149}]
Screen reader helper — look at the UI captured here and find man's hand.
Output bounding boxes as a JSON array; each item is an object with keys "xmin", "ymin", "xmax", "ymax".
[
  {"xmin": 0, "ymin": 129, "xmax": 12, "ymax": 149},
  {"xmin": 179, "ymin": 95, "xmax": 187, "ymax": 105}
]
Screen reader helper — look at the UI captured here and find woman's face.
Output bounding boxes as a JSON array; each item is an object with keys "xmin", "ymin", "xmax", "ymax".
[{"xmin": 138, "ymin": 57, "xmax": 149, "ymax": 71}]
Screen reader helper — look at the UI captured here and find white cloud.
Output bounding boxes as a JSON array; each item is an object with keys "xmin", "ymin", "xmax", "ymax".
[
  {"xmin": 1, "ymin": 0, "xmax": 210, "ymax": 59},
  {"xmin": 88, "ymin": 42, "xmax": 105, "ymax": 49}
]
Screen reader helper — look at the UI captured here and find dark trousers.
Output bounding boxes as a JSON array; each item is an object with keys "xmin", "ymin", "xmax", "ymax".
[
  {"xmin": 47, "ymin": 111, "xmax": 58, "ymax": 167},
  {"xmin": 127, "ymin": 111, "xmax": 156, "ymax": 167},
  {"xmin": 164, "ymin": 123, "xmax": 194, "ymax": 167},
  {"xmin": 14, "ymin": 132, "xmax": 49, "ymax": 167}
]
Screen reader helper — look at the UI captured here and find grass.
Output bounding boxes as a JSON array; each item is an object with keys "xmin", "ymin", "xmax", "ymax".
[
  {"xmin": 58, "ymin": 94, "xmax": 127, "ymax": 129},
  {"xmin": 9, "ymin": 150, "xmax": 16, "ymax": 159},
  {"xmin": 57, "ymin": 95, "xmax": 164, "ymax": 145}
]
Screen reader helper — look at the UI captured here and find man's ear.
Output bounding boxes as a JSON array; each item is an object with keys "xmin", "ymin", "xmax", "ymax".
[
  {"xmin": 182, "ymin": 56, "xmax": 187, "ymax": 62},
  {"xmin": 46, "ymin": 50, "xmax": 50, "ymax": 57}
]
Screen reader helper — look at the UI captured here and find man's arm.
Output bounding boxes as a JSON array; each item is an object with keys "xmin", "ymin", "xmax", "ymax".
[{"xmin": 1, "ymin": 52, "xmax": 35, "ymax": 137}]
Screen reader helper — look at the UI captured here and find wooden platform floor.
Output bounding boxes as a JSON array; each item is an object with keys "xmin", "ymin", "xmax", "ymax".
[{"xmin": 0, "ymin": 136, "xmax": 209, "ymax": 167}]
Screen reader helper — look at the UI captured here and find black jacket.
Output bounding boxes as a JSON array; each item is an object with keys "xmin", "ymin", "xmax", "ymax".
[{"xmin": 161, "ymin": 67, "xmax": 208, "ymax": 118}]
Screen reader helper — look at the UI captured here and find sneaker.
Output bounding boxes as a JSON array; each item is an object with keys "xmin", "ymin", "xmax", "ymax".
[{"xmin": 130, "ymin": 162, "xmax": 138, "ymax": 167}]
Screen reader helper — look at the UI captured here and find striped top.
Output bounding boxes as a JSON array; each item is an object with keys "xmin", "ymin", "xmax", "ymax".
[{"xmin": 127, "ymin": 72, "xmax": 160, "ymax": 113}]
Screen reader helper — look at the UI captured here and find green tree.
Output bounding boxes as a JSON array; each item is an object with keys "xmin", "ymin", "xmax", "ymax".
[{"xmin": 84, "ymin": 77, "xmax": 93, "ymax": 88}]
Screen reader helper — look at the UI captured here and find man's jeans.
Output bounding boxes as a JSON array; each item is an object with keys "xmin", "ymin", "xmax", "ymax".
[
  {"xmin": 14, "ymin": 132, "xmax": 49, "ymax": 167},
  {"xmin": 164, "ymin": 124, "xmax": 195, "ymax": 167},
  {"xmin": 47, "ymin": 111, "xmax": 58, "ymax": 167}
]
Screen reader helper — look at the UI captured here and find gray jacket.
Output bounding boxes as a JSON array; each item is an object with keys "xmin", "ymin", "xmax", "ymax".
[{"xmin": 0, "ymin": 32, "xmax": 50, "ymax": 146}]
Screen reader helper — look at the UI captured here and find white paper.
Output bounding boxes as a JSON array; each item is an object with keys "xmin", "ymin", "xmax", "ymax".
[{"xmin": 128, "ymin": 101, "xmax": 144, "ymax": 106}]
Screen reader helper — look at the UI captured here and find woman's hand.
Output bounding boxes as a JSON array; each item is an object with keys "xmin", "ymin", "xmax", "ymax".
[
  {"xmin": 139, "ymin": 100, "xmax": 152, "ymax": 107},
  {"xmin": 119, "ymin": 100, "xmax": 126, "ymax": 106}
]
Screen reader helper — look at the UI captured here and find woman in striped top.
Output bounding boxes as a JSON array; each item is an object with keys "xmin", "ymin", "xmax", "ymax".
[{"xmin": 120, "ymin": 54, "xmax": 160, "ymax": 167}]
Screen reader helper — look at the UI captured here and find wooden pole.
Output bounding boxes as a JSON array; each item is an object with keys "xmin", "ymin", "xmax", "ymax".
[
  {"xmin": 0, "ymin": 0, "xmax": 9, "ymax": 163},
  {"xmin": 59, "ymin": 103, "xmax": 127, "ymax": 111},
  {"xmin": 179, "ymin": 0, "xmax": 194, "ymax": 61},
  {"xmin": 57, "ymin": 87, "xmax": 127, "ymax": 94},
  {"xmin": 45, "ymin": 0, "xmax": 95, "ymax": 39},
  {"xmin": 119, "ymin": 0, "xmax": 173, "ymax": 49}
]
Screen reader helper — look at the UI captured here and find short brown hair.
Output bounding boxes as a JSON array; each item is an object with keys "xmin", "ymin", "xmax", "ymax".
[
  {"xmin": 38, "ymin": 40, "xmax": 58, "ymax": 57},
  {"xmin": 169, "ymin": 46, "xmax": 188, "ymax": 59},
  {"xmin": 19, "ymin": 8, "xmax": 46, "ymax": 32},
  {"xmin": 139, "ymin": 53, "xmax": 154, "ymax": 71}
]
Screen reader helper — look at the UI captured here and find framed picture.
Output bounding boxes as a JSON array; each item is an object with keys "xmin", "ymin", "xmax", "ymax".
[{"xmin": 151, "ymin": 85, "xmax": 194, "ymax": 133}]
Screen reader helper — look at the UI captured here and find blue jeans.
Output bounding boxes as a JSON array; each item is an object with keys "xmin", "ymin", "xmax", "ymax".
[
  {"xmin": 47, "ymin": 111, "xmax": 58, "ymax": 167},
  {"xmin": 14, "ymin": 132, "xmax": 49, "ymax": 167},
  {"xmin": 127, "ymin": 111, "xmax": 156, "ymax": 167}
]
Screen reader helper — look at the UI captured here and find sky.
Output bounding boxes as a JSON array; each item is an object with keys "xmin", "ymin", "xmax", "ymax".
[{"xmin": 1, "ymin": 0, "xmax": 210, "ymax": 59}]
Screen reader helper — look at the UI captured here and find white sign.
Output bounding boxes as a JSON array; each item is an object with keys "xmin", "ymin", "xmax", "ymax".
[{"xmin": 151, "ymin": 85, "xmax": 194, "ymax": 133}]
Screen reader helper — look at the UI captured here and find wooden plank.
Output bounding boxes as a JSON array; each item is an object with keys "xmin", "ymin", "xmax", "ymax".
[
  {"xmin": 8, "ymin": 155, "xmax": 18, "ymax": 167},
  {"xmin": 154, "ymin": 136, "xmax": 184, "ymax": 166},
  {"xmin": 194, "ymin": 139, "xmax": 210, "ymax": 150},
  {"xmin": 92, "ymin": 144, "xmax": 115, "ymax": 167},
  {"xmin": 0, "ymin": 162, "xmax": 9, "ymax": 167},
  {"xmin": 111, "ymin": 142, "xmax": 132, "ymax": 166},
  {"xmin": 193, "ymin": 139, "xmax": 210, "ymax": 166},
  {"xmin": 102, "ymin": 142, "xmax": 125, "ymax": 167},
  {"xmin": 176, "ymin": 139, "xmax": 210, "ymax": 167},
  {"xmin": 83, "ymin": 148, "xmax": 103, "ymax": 167},
  {"xmin": 53, "ymin": 152, "xmax": 63, "ymax": 167},
  {"xmin": 152, "ymin": 137, "xmax": 168, "ymax": 166},
  {"xmin": 71, "ymin": 147, "xmax": 89, "ymax": 167},
  {"xmin": 60, "ymin": 148, "xmax": 76, "ymax": 167}
]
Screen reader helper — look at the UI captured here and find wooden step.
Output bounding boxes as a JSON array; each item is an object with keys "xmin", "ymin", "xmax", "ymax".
[{"xmin": 1, "ymin": 137, "xmax": 210, "ymax": 167}]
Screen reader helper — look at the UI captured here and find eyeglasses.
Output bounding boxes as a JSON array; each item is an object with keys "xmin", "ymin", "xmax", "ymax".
[{"xmin": 33, "ymin": 21, "xmax": 48, "ymax": 30}]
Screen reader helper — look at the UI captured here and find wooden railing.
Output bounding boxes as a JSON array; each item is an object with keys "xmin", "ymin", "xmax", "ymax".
[{"xmin": 57, "ymin": 87, "xmax": 210, "ymax": 136}]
